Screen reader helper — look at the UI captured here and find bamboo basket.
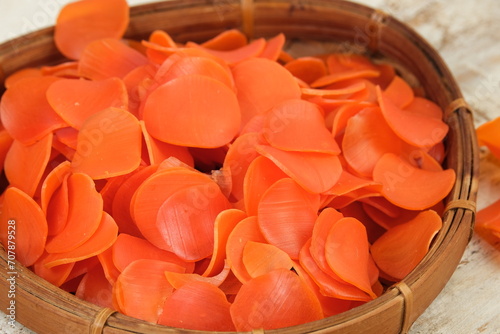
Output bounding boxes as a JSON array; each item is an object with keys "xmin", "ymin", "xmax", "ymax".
[{"xmin": 0, "ymin": 1, "xmax": 478, "ymax": 333}]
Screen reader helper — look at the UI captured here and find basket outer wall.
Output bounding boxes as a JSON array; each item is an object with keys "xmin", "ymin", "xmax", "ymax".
[{"xmin": 0, "ymin": 1, "xmax": 478, "ymax": 333}]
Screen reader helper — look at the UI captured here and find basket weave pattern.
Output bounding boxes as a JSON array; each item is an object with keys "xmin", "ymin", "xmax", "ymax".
[{"xmin": 0, "ymin": 1, "xmax": 478, "ymax": 333}]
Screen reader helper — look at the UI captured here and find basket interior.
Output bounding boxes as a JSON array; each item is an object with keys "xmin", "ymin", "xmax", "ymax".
[{"xmin": 0, "ymin": 1, "xmax": 478, "ymax": 333}]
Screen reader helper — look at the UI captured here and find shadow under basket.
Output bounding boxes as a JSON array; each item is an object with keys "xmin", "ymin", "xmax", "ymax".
[{"xmin": 0, "ymin": 1, "xmax": 479, "ymax": 333}]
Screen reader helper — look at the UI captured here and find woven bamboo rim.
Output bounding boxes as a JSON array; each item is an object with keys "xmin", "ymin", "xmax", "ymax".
[{"xmin": 0, "ymin": 1, "xmax": 478, "ymax": 333}]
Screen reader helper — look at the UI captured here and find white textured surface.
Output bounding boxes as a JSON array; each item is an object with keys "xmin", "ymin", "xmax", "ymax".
[{"xmin": 1, "ymin": 1, "xmax": 499, "ymax": 333}]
